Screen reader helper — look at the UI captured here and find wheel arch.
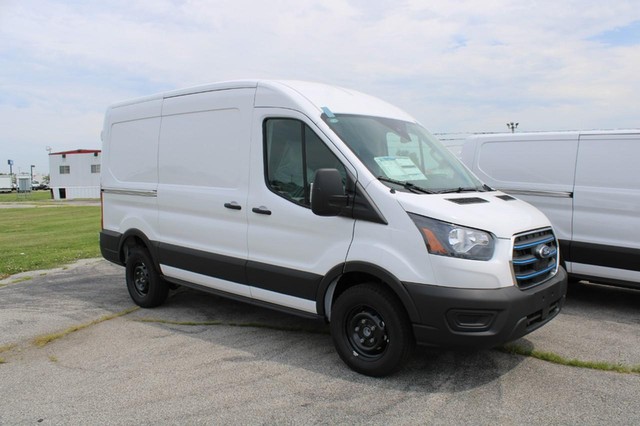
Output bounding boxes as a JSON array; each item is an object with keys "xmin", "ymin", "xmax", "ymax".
[
  {"xmin": 316, "ymin": 261, "xmax": 420, "ymax": 323},
  {"xmin": 117, "ymin": 229, "xmax": 159, "ymax": 269}
]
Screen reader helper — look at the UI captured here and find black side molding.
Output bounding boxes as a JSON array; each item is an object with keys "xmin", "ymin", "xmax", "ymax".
[{"xmin": 561, "ymin": 239, "xmax": 640, "ymax": 272}]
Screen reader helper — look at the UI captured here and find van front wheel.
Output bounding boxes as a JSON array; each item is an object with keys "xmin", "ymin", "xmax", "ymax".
[
  {"xmin": 125, "ymin": 247, "xmax": 168, "ymax": 308},
  {"xmin": 330, "ymin": 283, "xmax": 414, "ymax": 377}
]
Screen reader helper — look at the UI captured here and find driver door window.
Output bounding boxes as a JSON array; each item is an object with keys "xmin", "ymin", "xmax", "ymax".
[{"xmin": 264, "ymin": 118, "xmax": 345, "ymax": 206}]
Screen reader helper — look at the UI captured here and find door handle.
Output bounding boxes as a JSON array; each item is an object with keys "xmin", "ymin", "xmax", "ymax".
[
  {"xmin": 252, "ymin": 206, "xmax": 272, "ymax": 215},
  {"xmin": 224, "ymin": 202, "xmax": 242, "ymax": 210}
]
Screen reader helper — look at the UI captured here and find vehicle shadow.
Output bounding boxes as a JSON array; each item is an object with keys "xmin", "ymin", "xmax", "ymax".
[
  {"xmin": 127, "ymin": 287, "xmax": 525, "ymax": 392},
  {"xmin": 565, "ymin": 280, "xmax": 640, "ymax": 322}
]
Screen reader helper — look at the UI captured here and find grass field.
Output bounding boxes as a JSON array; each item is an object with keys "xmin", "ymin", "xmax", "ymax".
[
  {"xmin": 0, "ymin": 206, "xmax": 101, "ymax": 279},
  {"xmin": 0, "ymin": 191, "xmax": 53, "ymax": 202}
]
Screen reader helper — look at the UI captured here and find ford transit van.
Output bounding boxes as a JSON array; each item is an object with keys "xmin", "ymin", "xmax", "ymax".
[
  {"xmin": 461, "ymin": 131, "xmax": 640, "ymax": 289},
  {"xmin": 100, "ymin": 80, "xmax": 566, "ymax": 376}
]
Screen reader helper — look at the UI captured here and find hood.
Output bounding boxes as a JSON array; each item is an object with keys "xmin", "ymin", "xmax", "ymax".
[{"xmin": 394, "ymin": 191, "xmax": 552, "ymax": 239}]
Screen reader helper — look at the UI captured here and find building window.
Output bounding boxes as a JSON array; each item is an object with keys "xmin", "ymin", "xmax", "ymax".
[
  {"xmin": 91, "ymin": 164, "xmax": 101, "ymax": 173},
  {"xmin": 60, "ymin": 165, "xmax": 70, "ymax": 174}
]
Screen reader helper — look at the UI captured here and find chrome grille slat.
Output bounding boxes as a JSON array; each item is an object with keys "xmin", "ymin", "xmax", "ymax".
[{"xmin": 512, "ymin": 228, "xmax": 558, "ymax": 289}]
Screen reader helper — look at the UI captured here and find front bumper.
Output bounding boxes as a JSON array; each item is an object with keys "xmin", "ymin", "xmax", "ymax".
[{"xmin": 404, "ymin": 266, "xmax": 567, "ymax": 348}]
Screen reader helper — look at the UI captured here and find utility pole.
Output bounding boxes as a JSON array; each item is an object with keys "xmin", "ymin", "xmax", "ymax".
[
  {"xmin": 507, "ymin": 122, "xmax": 519, "ymax": 133},
  {"xmin": 31, "ymin": 165, "xmax": 35, "ymax": 186}
]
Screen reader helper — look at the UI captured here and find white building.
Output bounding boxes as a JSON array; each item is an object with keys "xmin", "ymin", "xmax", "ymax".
[{"xmin": 49, "ymin": 149, "xmax": 101, "ymax": 200}]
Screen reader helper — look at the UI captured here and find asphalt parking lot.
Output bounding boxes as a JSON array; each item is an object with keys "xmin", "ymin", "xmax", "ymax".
[{"xmin": 1, "ymin": 259, "xmax": 639, "ymax": 425}]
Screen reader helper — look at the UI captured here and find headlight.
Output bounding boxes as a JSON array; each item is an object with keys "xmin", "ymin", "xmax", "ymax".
[{"xmin": 408, "ymin": 213, "xmax": 495, "ymax": 261}]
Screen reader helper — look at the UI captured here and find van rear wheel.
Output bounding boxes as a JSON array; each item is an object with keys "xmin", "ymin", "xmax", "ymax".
[
  {"xmin": 125, "ymin": 247, "xmax": 168, "ymax": 308},
  {"xmin": 330, "ymin": 283, "xmax": 414, "ymax": 377}
]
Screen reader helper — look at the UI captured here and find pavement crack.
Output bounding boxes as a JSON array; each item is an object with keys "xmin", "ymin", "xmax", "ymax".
[
  {"xmin": 133, "ymin": 317, "xmax": 330, "ymax": 335},
  {"xmin": 499, "ymin": 343, "xmax": 640, "ymax": 375},
  {"xmin": 1, "ymin": 306, "xmax": 141, "ymax": 364},
  {"xmin": 31, "ymin": 306, "xmax": 140, "ymax": 348}
]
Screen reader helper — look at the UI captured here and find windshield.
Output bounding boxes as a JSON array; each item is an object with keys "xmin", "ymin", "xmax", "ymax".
[{"xmin": 322, "ymin": 114, "xmax": 485, "ymax": 193}]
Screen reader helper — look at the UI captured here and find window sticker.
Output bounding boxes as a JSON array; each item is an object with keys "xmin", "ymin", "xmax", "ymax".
[{"xmin": 374, "ymin": 156, "xmax": 427, "ymax": 181}]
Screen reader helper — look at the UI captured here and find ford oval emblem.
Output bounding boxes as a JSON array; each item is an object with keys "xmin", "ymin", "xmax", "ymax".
[{"xmin": 535, "ymin": 244, "xmax": 552, "ymax": 259}]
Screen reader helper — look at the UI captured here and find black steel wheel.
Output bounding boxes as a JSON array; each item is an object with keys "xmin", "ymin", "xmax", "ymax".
[
  {"xmin": 125, "ymin": 247, "xmax": 168, "ymax": 308},
  {"xmin": 346, "ymin": 306, "xmax": 388, "ymax": 360},
  {"xmin": 330, "ymin": 283, "xmax": 414, "ymax": 377}
]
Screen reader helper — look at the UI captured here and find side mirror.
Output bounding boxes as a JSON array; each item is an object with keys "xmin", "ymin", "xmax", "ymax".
[{"xmin": 311, "ymin": 168, "xmax": 349, "ymax": 216}]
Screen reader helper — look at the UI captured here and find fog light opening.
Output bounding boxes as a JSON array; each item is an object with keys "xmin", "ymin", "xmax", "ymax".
[{"xmin": 447, "ymin": 310, "xmax": 497, "ymax": 332}]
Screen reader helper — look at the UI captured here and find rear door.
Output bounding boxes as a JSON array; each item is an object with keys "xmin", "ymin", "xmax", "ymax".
[{"xmin": 246, "ymin": 109, "xmax": 356, "ymax": 314}]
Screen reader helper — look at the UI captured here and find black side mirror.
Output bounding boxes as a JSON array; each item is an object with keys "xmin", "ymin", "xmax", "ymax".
[{"xmin": 311, "ymin": 168, "xmax": 349, "ymax": 216}]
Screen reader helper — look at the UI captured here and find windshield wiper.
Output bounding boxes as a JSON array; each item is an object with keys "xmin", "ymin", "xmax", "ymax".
[
  {"xmin": 377, "ymin": 176, "xmax": 435, "ymax": 194},
  {"xmin": 436, "ymin": 187, "xmax": 480, "ymax": 194}
]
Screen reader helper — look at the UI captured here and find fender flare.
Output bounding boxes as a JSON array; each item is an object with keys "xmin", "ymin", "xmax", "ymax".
[
  {"xmin": 316, "ymin": 261, "xmax": 420, "ymax": 323},
  {"xmin": 118, "ymin": 229, "xmax": 161, "ymax": 270}
]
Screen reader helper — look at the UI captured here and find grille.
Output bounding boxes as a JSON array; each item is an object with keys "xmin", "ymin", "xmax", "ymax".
[{"xmin": 512, "ymin": 228, "xmax": 558, "ymax": 288}]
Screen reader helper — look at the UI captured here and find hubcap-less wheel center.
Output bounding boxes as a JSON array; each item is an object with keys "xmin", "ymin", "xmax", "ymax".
[
  {"xmin": 133, "ymin": 264, "xmax": 149, "ymax": 295},
  {"xmin": 348, "ymin": 308, "xmax": 388, "ymax": 359}
]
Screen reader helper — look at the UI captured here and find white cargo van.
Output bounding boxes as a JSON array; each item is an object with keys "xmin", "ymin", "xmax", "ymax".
[
  {"xmin": 100, "ymin": 80, "xmax": 566, "ymax": 376},
  {"xmin": 461, "ymin": 131, "xmax": 640, "ymax": 289}
]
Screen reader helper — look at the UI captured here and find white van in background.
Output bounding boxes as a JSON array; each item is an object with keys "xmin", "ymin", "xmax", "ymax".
[
  {"xmin": 461, "ymin": 130, "xmax": 640, "ymax": 289},
  {"xmin": 100, "ymin": 80, "xmax": 566, "ymax": 376}
]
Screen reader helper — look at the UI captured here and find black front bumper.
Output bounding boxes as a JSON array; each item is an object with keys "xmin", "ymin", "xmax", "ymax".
[{"xmin": 404, "ymin": 267, "xmax": 567, "ymax": 348}]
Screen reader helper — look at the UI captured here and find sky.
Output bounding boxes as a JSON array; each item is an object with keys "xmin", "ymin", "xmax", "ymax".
[{"xmin": 1, "ymin": 0, "xmax": 639, "ymax": 175}]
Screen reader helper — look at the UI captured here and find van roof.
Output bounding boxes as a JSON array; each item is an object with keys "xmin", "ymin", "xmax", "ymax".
[
  {"xmin": 108, "ymin": 80, "xmax": 415, "ymax": 122},
  {"xmin": 466, "ymin": 129, "xmax": 640, "ymax": 141}
]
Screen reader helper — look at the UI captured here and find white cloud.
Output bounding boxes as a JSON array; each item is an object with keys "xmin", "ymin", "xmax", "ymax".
[{"xmin": 1, "ymin": 0, "xmax": 639, "ymax": 171}]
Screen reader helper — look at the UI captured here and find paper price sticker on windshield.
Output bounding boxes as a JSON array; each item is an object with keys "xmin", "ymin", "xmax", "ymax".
[{"xmin": 374, "ymin": 156, "xmax": 427, "ymax": 181}]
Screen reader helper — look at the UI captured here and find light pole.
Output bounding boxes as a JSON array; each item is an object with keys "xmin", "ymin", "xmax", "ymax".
[
  {"xmin": 507, "ymin": 122, "xmax": 519, "ymax": 133},
  {"xmin": 31, "ymin": 165, "xmax": 35, "ymax": 188}
]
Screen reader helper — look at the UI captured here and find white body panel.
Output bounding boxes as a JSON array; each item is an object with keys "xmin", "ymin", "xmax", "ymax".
[
  {"xmin": 101, "ymin": 99, "xmax": 161, "ymax": 238},
  {"xmin": 460, "ymin": 130, "xmax": 640, "ymax": 286},
  {"xmin": 571, "ymin": 132, "xmax": 640, "ymax": 281},
  {"xmin": 157, "ymin": 89, "xmax": 253, "ymax": 266}
]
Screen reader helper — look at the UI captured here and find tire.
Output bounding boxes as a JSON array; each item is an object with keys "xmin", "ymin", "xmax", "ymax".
[
  {"xmin": 330, "ymin": 283, "xmax": 414, "ymax": 377},
  {"xmin": 125, "ymin": 247, "xmax": 169, "ymax": 308}
]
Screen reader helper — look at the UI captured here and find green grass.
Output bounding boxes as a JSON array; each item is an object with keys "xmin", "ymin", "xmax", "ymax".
[
  {"xmin": 0, "ymin": 191, "xmax": 53, "ymax": 203},
  {"xmin": 0, "ymin": 343, "xmax": 16, "ymax": 353},
  {"xmin": 32, "ymin": 306, "xmax": 139, "ymax": 347},
  {"xmin": 0, "ymin": 206, "xmax": 101, "ymax": 279},
  {"xmin": 0, "ymin": 343, "xmax": 16, "ymax": 363},
  {"xmin": 501, "ymin": 343, "xmax": 640, "ymax": 375}
]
